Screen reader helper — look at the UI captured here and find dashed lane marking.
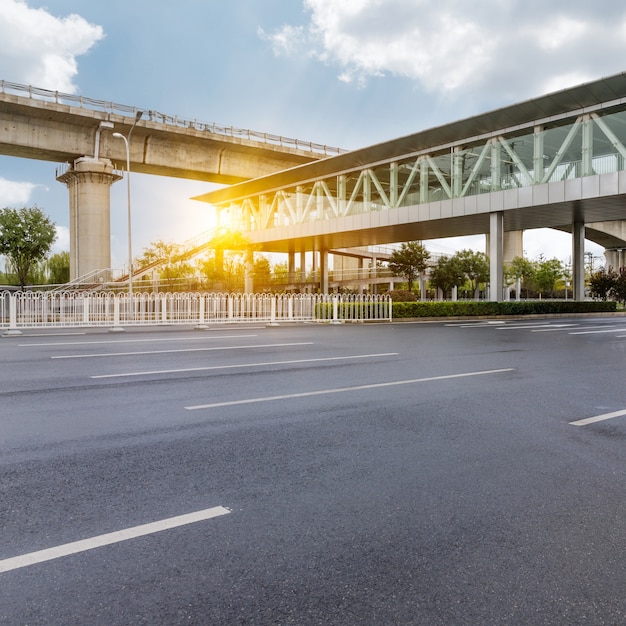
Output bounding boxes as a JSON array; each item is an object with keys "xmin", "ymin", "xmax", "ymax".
[
  {"xmin": 50, "ymin": 342, "xmax": 314, "ymax": 359},
  {"xmin": 91, "ymin": 353, "xmax": 399, "ymax": 378},
  {"xmin": 20, "ymin": 334, "xmax": 258, "ymax": 347},
  {"xmin": 0, "ymin": 506, "xmax": 231, "ymax": 574},
  {"xmin": 185, "ymin": 368, "xmax": 515, "ymax": 410},
  {"xmin": 570, "ymin": 409, "xmax": 626, "ymax": 426}
]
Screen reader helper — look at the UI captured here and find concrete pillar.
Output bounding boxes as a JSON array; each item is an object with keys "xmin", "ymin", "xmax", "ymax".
[
  {"xmin": 489, "ymin": 211, "xmax": 504, "ymax": 301},
  {"xmin": 300, "ymin": 251, "xmax": 307, "ymax": 283},
  {"xmin": 57, "ymin": 157, "xmax": 122, "ymax": 280},
  {"xmin": 319, "ymin": 249, "xmax": 329, "ymax": 294},
  {"xmin": 573, "ymin": 222, "xmax": 585, "ymax": 300},
  {"xmin": 288, "ymin": 251, "xmax": 296, "ymax": 284},
  {"xmin": 604, "ymin": 248, "xmax": 624, "ymax": 269},
  {"xmin": 486, "ymin": 230, "xmax": 523, "ymax": 264},
  {"xmin": 420, "ymin": 275, "xmax": 427, "ymax": 301}
]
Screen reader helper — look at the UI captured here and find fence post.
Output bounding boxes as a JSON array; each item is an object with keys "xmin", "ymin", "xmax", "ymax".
[
  {"xmin": 268, "ymin": 296, "xmax": 279, "ymax": 326},
  {"xmin": 195, "ymin": 295, "xmax": 209, "ymax": 330},
  {"xmin": 109, "ymin": 296, "xmax": 125, "ymax": 332},
  {"xmin": 3, "ymin": 294, "xmax": 22, "ymax": 336},
  {"xmin": 82, "ymin": 296, "xmax": 90, "ymax": 325},
  {"xmin": 331, "ymin": 295, "xmax": 342, "ymax": 324}
]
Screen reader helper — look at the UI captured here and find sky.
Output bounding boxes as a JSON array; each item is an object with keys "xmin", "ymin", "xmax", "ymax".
[{"xmin": 2, "ymin": 0, "xmax": 625, "ymax": 267}]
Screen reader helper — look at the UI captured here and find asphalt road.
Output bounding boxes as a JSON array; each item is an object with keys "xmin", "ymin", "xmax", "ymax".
[{"xmin": 1, "ymin": 317, "xmax": 625, "ymax": 625}]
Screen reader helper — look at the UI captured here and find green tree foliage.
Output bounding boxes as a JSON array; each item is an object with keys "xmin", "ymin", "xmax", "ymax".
[
  {"xmin": 610, "ymin": 267, "xmax": 626, "ymax": 305},
  {"xmin": 387, "ymin": 241, "xmax": 430, "ymax": 291},
  {"xmin": 253, "ymin": 255, "xmax": 272, "ymax": 290},
  {"xmin": 0, "ymin": 206, "xmax": 57, "ymax": 287},
  {"xmin": 456, "ymin": 249, "xmax": 490, "ymax": 294},
  {"xmin": 589, "ymin": 267, "xmax": 618, "ymax": 301},
  {"xmin": 46, "ymin": 251, "xmax": 70, "ymax": 284},
  {"xmin": 136, "ymin": 240, "xmax": 194, "ymax": 283},
  {"xmin": 429, "ymin": 255, "xmax": 465, "ymax": 298},
  {"xmin": 506, "ymin": 256, "xmax": 536, "ymax": 297},
  {"xmin": 534, "ymin": 256, "xmax": 564, "ymax": 297}
]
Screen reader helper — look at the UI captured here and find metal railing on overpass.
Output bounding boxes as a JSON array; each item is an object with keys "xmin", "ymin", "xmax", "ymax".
[
  {"xmin": 0, "ymin": 80, "xmax": 347, "ymax": 157},
  {"xmin": 0, "ymin": 292, "xmax": 392, "ymax": 332}
]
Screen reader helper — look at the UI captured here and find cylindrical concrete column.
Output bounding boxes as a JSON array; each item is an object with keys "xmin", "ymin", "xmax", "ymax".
[
  {"xmin": 489, "ymin": 212, "xmax": 504, "ymax": 302},
  {"xmin": 57, "ymin": 157, "xmax": 122, "ymax": 280}
]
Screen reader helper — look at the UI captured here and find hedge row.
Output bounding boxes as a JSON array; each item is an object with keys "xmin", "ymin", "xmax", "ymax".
[{"xmin": 392, "ymin": 300, "xmax": 618, "ymax": 318}]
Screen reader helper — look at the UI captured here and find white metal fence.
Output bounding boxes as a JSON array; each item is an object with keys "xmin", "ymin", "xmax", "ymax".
[{"xmin": 0, "ymin": 292, "xmax": 392, "ymax": 331}]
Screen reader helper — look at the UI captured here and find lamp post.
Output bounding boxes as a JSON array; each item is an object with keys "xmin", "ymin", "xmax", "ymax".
[{"xmin": 113, "ymin": 110, "xmax": 143, "ymax": 296}]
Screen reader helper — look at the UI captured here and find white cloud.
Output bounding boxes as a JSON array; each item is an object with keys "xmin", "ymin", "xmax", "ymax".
[
  {"xmin": 0, "ymin": 0, "xmax": 103, "ymax": 92},
  {"xmin": 264, "ymin": 0, "xmax": 626, "ymax": 101},
  {"xmin": 0, "ymin": 177, "xmax": 37, "ymax": 205},
  {"xmin": 52, "ymin": 225, "xmax": 69, "ymax": 253}
]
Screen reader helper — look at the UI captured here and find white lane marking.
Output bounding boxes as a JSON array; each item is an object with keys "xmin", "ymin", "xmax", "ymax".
[
  {"xmin": 496, "ymin": 324, "xmax": 562, "ymax": 330},
  {"xmin": 0, "ymin": 506, "xmax": 230, "ymax": 574},
  {"xmin": 570, "ymin": 409, "xmax": 626, "ymax": 426},
  {"xmin": 20, "ymin": 334, "xmax": 257, "ymax": 347},
  {"xmin": 568, "ymin": 328, "xmax": 626, "ymax": 335},
  {"xmin": 529, "ymin": 324, "xmax": 580, "ymax": 332},
  {"xmin": 445, "ymin": 321, "xmax": 506, "ymax": 327},
  {"xmin": 17, "ymin": 332, "xmax": 87, "ymax": 337},
  {"xmin": 50, "ymin": 342, "xmax": 314, "ymax": 359},
  {"xmin": 91, "ymin": 353, "xmax": 399, "ymax": 379},
  {"xmin": 185, "ymin": 368, "xmax": 515, "ymax": 410}
]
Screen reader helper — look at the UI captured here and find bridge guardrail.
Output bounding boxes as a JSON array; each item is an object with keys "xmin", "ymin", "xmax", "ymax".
[{"xmin": 0, "ymin": 80, "xmax": 347, "ymax": 157}]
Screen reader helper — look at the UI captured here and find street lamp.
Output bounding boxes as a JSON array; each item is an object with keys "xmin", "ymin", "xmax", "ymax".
[{"xmin": 113, "ymin": 110, "xmax": 143, "ymax": 296}]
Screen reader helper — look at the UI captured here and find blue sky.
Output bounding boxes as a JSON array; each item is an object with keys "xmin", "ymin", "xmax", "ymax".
[{"xmin": 3, "ymin": 0, "xmax": 626, "ymax": 266}]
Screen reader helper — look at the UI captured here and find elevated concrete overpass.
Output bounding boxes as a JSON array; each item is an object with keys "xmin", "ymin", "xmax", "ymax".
[
  {"xmin": 0, "ymin": 81, "xmax": 343, "ymax": 278},
  {"xmin": 197, "ymin": 71, "xmax": 626, "ymax": 299}
]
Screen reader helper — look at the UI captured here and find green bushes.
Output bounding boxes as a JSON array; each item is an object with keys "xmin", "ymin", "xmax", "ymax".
[{"xmin": 392, "ymin": 300, "xmax": 618, "ymax": 318}]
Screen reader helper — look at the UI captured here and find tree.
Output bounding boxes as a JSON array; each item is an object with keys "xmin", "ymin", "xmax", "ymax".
[
  {"xmin": 589, "ymin": 267, "xmax": 617, "ymax": 301},
  {"xmin": 429, "ymin": 255, "xmax": 465, "ymax": 298},
  {"xmin": 136, "ymin": 240, "xmax": 194, "ymax": 284},
  {"xmin": 387, "ymin": 241, "xmax": 430, "ymax": 291},
  {"xmin": 253, "ymin": 255, "xmax": 272, "ymax": 290},
  {"xmin": 0, "ymin": 206, "xmax": 57, "ymax": 288},
  {"xmin": 507, "ymin": 256, "xmax": 536, "ymax": 298},
  {"xmin": 456, "ymin": 249, "xmax": 490, "ymax": 295},
  {"xmin": 610, "ymin": 267, "xmax": 626, "ymax": 305},
  {"xmin": 535, "ymin": 256, "xmax": 563, "ymax": 298},
  {"xmin": 46, "ymin": 251, "xmax": 70, "ymax": 284}
]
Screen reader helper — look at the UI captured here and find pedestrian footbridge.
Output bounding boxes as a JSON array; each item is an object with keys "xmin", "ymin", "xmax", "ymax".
[{"xmin": 197, "ymin": 72, "xmax": 626, "ymax": 300}]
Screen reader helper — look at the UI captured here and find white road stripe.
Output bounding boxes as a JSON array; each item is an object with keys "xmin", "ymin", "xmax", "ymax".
[
  {"xmin": 185, "ymin": 368, "xmax": 515, "ymax": 410},
  {"xmin": 570, "ymin": 409, "xmax": 626, "ymax": 426},
  {"xmin": 497, "ymin": 324, "xmax": 560, "ymax": 330},
  {"xmin": 20, "ymin": 334, "xmax": 257, "ymax": 347},
  {"xmin": 0, "ymin": 506, "xmax": 230, "ymax": 574},
  {"xmin": 568, "ymin": 328, "xmax": 626, "ymax": 335},
  {"xmin": 91, "ymin": 353, "xmax": 399, "ymax": 378},
  {"xmin": 51, "ymin": 342, "xmax": 314, "ymax": 359}
]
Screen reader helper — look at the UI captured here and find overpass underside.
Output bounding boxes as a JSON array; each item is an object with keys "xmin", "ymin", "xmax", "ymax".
[{"xmin": 199, "ymin": 76, "xmax": 626, "ymax": 299}]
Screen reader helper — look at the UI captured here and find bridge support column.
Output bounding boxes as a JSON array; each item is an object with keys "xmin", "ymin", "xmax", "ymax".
[
  {"xmin": 573, "ymin": 222, "xmax": 585, "ymax": 300},
  {"xmin": 288, "ymin": 251, "xmax": 296, "ymax": 284},
  {"xmin": 489, "ymin": 212, "xmax": 504, "ymax": 301},
  {"xmin": 57, "ymin": 157, "xmax": 122, "ymax": 280},
  {"xmin": 300, "ymin": 251, "xmax": 307, "ymax": 284},
  {"xmin": 319, "ymin": 249, "xmax": 329, "ymax": 293},
  {"xmin": 605, "ymin": 248, "xmax": 624, "ymax": 269}
]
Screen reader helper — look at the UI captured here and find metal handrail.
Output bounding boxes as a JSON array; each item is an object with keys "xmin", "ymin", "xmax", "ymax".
[{"xmin": 0, "ymin": 79, "xmax": 347, "ymax": 157}]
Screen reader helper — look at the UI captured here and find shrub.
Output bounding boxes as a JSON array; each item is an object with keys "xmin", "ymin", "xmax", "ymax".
[{"xmin": 392, "ymin": 300, "xmax": 617, "ymax": 318}]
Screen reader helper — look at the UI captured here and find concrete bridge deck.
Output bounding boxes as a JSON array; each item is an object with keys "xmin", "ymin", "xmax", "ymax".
[{"xmin": 0, "ymin": 80, "xmax": 342, "ymax": 184}]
